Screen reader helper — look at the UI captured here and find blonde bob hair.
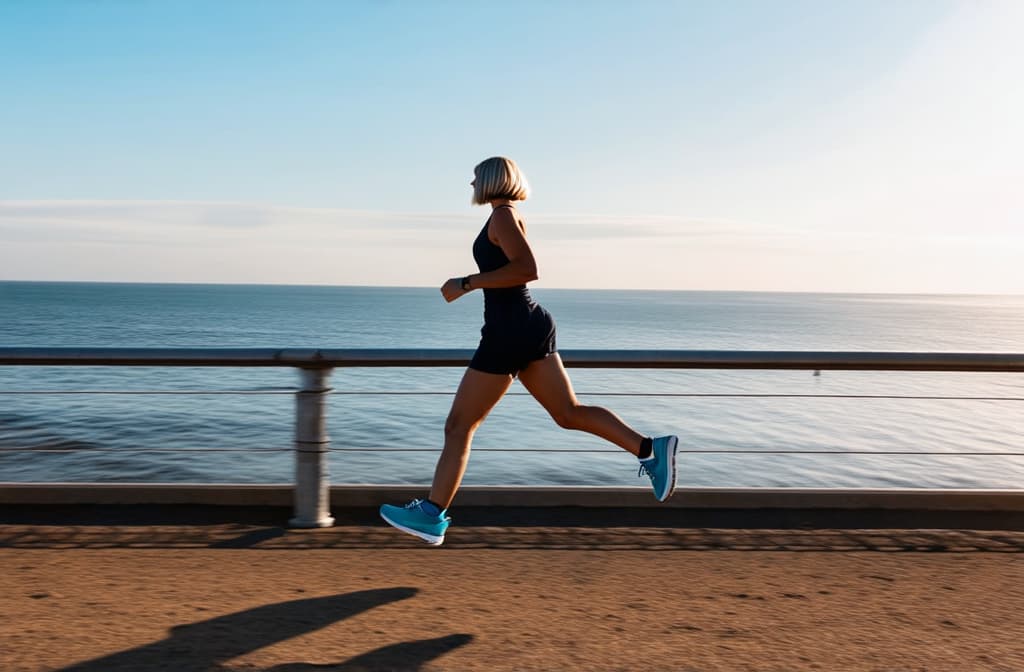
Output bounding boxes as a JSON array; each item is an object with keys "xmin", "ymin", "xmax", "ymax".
[{"xmin": 472, "ymin": 156, "xmax": 530, "ymax": 205}]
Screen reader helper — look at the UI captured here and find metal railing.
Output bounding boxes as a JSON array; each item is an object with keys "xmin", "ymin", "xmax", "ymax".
[
  {"xmin": 2, "ymin": 347, "xmax": 1022, "ymax": 527},
  {"xmin": 2, "ymin": 347, "xmax": 1023, "ymax": 370}
]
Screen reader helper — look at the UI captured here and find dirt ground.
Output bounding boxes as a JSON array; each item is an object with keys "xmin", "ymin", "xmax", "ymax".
[{"xmin": 2, "ymin": 521, "xmax": 1023, "ymax": 671}]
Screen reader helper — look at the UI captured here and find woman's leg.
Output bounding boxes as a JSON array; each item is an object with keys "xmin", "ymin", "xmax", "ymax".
[
  {"xmin": 517, "ymin": 353, "xmax": 644, "ymax": 455},
  {"xmin": 429, "ymin": 367, "xmax": 514, "ymax": 509}
]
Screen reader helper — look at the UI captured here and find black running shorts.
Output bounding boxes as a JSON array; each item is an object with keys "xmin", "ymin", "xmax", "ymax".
[{"xmin": 469, "ymin": 305, "xmax": 557, "ymax": 377}]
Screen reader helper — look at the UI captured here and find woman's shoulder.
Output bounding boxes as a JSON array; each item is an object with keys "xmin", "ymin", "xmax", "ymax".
[
  {"xmin": 491, "ymin": 204, "xmax": 525, "ymax": 221},
  {"xmin": 488, "ymin": 204, "xmax": 526, "ymax": 241},
  {"xmin": 489, "ymin": 203, "xmax": 519, "ymax": 219}
]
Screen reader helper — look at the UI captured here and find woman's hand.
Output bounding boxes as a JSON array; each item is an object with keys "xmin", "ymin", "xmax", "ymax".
[{"xmin": 440, "ymin": 277, "xmax": 468, "ymax": 303}]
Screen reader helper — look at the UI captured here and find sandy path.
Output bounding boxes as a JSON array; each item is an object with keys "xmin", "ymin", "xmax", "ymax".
[{"xmin": 2, "ymin": 524, "xmax": 1023, "ymax": 671}]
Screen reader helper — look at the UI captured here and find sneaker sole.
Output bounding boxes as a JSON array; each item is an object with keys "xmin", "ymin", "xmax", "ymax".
[
  {"xmin": 658, "ymin": 435, "xmax": 679, "ymax": 502},
  {"xmin": 379, "ymin": 510, "xmax": 446, "ymax": 546}
]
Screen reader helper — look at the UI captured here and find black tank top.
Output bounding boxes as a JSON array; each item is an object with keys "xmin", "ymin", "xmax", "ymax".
[{"xmin": 472, "ymin": 205, "xmax": 535, "ymax": 321}]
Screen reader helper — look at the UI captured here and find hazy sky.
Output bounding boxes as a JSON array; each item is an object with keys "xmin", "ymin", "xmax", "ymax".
[{"xmin": 1, "ymin": 0, "xmax": 1021, "ymax": 293}]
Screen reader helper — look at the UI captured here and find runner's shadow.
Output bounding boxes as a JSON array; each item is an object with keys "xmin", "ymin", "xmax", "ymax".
[
  {"xmin": 264, "ymin": 634, "xmax": 474, "ymax": 670},
  {"xmin": 60, "ymin": 587, "xmax": 418, "ymax": 671}
]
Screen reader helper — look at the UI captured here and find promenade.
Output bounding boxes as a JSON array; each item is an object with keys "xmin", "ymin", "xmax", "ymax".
[{"xmin": 2, "ymin": 505, "xmax": 1023, "ymax": 672}]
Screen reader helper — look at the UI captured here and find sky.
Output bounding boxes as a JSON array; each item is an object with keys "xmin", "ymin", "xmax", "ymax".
[{"xmin": 1, "ymin": 0, "xmax": 1021, "ymax": 294}]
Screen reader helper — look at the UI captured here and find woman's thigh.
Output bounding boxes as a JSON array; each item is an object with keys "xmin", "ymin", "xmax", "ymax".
[
  {"xmin": 446, "ymin": 367, "xmax": 515, "ymax": 431},
  {"xmin": 516, "ymin": 353, "xmax": 578, "ymax": 418}
]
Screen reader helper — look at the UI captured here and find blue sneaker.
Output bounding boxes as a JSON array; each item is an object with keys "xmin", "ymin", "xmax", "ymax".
[
  {"xmin": 638, "ymin": 435, "xmax": 678, "ymax": 502},
  {"xmin": 379, "ymin": 499, "xmax": 451, "ymax": 546}
]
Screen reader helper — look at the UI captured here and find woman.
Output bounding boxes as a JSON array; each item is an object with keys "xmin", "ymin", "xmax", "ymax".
[{"xmin": 380, "ymin": 156, "xmax": 679, "ymax": 545}]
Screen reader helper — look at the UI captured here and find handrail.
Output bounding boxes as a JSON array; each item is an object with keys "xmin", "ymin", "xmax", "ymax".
[
  {"xmin": 3, "ymin": 346, "xmax": 1021, "ymax": 528},
  {"xmin": 1, "ymin": 347, "xmax": 1023, "ymax": 371}
]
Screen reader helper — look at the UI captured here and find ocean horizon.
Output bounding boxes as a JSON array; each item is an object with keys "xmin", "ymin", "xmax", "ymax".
[{"xmin": 7, "ymin": 278, "xmax": 1024, "ymax": 296}]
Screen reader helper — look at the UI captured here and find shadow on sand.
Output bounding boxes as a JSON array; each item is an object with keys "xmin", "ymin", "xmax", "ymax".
[
  {"xmin": 262, "ymin": 635, "xmax": 475, "ymax": 671},
  {"xmin": 60, "ymin": 587, "xmax": 473, "ymax": 672}
]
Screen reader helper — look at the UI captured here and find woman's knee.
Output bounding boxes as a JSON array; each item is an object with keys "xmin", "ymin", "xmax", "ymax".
[
  {"xmin": 550, "ymin": 403, "xmax": 585, "ymax": 430},
  {"xmin": 444, "ymin": 413, "xmax": 479, "ymax": 439}
]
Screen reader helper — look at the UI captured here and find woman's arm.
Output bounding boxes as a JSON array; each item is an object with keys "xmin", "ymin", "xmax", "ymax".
[
  {"xmin": 470, "ymin": 207, "xmax": 538, "ymax": 288},
  {"xmin": 441, "ymin": 207, "xmax": 539, "ymax": 302}
]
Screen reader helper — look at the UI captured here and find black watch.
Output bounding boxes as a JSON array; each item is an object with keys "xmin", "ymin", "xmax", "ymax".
[{"xmin": 460, "ymin": 276, "xmax": 472, "ymax": 291}]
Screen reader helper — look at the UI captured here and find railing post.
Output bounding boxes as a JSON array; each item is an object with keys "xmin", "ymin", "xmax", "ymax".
[{"xmin": 289, "ymin": 367, "xmax": 335, "ymax": 528}]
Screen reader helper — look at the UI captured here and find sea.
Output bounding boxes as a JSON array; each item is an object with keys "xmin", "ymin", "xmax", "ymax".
[{"xmin": 1, "ymin": 281, "xmax": 1022, "ymax": 490}]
